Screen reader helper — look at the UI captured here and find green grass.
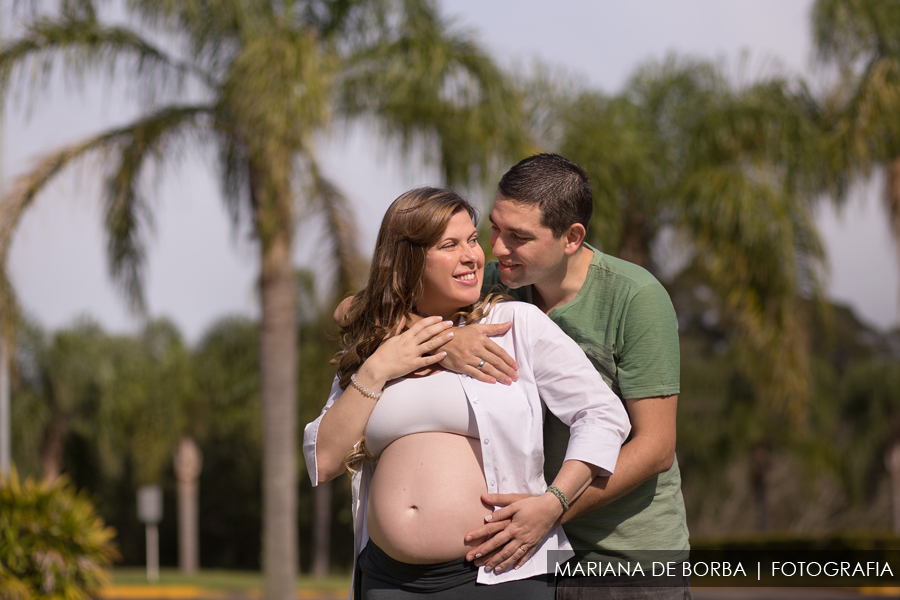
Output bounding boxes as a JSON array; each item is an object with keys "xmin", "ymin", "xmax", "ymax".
[{"xmin": 110, "ymin": 568, "xmax": 351, "ymax": 592}]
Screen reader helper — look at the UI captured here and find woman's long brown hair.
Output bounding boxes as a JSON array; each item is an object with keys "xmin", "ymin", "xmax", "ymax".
[{"xmin": 335, "ymin": 187, "xmax": 505, "ymax": 471}]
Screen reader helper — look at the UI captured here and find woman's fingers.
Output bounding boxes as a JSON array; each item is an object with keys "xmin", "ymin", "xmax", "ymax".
[
  {"xmin": 409, "ymin": 316, "xmax": 453, "ymax": 343},
  {"xmin": 382, "ymin": 315, "xmax": 408, "ymax": 341},
  {"xmin": 493, "ymin": 545, "xmax": 530, "ymax": 573},
  {"xmin": 514, "ymin": 546, "xmax": 536, "ymax": 570},
  {"xmin": 470, "ymin": 528, "xmax": 514, "ymax": 565},
  {"xmin": 473, "ymin": 361, "xmax": 510, "ymax": 386},
  {"xmin": 418, "ymin": 351, "xmax": 447, "ymax": 366},
  {"xmin": 477, "ymin": 337, "xmax": 518, "ymax": 380},
  {"xmin": 459, "ymin": 364, "xmax": 498, "ymax": 385},
  {"xmin": 486, "ymin": 504, "xmax": 518, "ymax": 523}
]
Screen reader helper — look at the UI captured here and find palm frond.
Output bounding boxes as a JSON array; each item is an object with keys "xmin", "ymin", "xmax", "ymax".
[
  {"xmin": 0, "ymin": 104, "xmax": 214, "ymax": 315},
  {"xmin": 104, "ymin": 105, "xmax": 216, "ymax": 312},
  {"xmin": 811, "ymin": 0, "xmax": 900, "ymax": 68},
  {"xmin": 0, "ymin": 14, "xmax": 214, "ymax": 105},
  {"xmin": 126, "ymin": 0, "xmax": 247, "ymax": 75},
  {"xmin": 340, "ymin": 0, "xmax": 526, "ymax": 186},
  {"xmin": 303, "ymin": 161, "xmax": 367, "ymax": 302},
  {"xmin": 680, "ymin": 165, "xmax": 823, "ymax": 419}
]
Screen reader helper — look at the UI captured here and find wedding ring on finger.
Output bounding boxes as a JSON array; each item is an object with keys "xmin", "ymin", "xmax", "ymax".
[{"xmin": 476, "ymin": 359, "xmax": 486, "ymax": 370}]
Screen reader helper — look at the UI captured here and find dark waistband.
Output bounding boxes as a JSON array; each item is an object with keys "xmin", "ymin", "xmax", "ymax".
[{"xmin": 358, "ymin": 542, "xmax": 478, "ymax": 592}]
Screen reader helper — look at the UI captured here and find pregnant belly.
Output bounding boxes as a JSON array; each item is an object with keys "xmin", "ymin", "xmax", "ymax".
[{"xmin": 366, "ymin": 431, "xmax": 492, "ymax": 564}]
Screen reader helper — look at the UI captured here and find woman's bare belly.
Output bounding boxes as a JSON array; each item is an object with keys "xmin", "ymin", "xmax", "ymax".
[{"xmin": 366, "ymin": 431, "xmax": 492, "ymax": 564}]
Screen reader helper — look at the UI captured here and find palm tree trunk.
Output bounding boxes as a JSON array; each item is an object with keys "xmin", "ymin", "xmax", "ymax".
[
  {"xmin": 311, "ymin": 481, "xmax": 332, "ymax": 577},
  {"xmin": 40, "ymin": 414, "xmax": 65, "ymax": 481},
  {"xmin": 259, "ymin": 214, "xmax": 298, "ymax": 600},
  {"xmin": 885, "ymin": 156, "xmax": 900, "ymax": 263},
  {"xmin": 885, "ymin": 437, "xmax": 900, "ymax": 534},
  {"xmin": 174, "ymin": 435, "xmax": 203, "ymax": 573}
]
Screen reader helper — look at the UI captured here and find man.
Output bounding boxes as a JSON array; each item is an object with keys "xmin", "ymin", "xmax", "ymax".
[{"xmin": 441, "ymin": 153, "xmax": 690, "ymax": 598}]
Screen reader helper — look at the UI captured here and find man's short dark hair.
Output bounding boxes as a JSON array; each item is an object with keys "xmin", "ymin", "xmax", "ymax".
[{"xmin": 497, "ymin": 153, "xmax": 592, "ymax": 238}]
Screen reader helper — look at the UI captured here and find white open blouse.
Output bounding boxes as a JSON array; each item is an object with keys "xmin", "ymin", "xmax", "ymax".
[{"xmin": 303, "ymin": 301, "xmax": 631, "ymax": 589}]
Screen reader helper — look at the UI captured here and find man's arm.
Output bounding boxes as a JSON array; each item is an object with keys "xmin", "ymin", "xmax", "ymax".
[
  {"xmin": 464, "ymin": 393, "xmax": 677, "ymax": 570},
  {"xmin": 562, "ymin": 394, "xmax": 677, "ymax": 521}
]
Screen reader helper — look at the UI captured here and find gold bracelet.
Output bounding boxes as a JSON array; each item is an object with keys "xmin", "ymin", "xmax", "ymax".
[{"xmin": 350, "ymin": 373, "xmax": 383, "ymax": 401}]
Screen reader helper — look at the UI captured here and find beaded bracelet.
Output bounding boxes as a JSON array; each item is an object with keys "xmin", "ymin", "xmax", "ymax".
[
  {"xmin": 546, "ymin": 485, "xmax": 570, "ymax": 512},
  {"xmin": 350, "ymin": 373, "xmax": 383, "ymax": 401}
]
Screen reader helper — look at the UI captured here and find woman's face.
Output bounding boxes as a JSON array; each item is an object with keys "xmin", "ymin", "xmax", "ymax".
[{"xmin": 417, "ymin": 209, "xmax": 485, "ymax": 319}]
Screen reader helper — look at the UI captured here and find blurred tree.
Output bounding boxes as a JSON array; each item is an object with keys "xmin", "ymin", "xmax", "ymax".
[
  {"xmin": 0, "ymin": 1, "xmax": 524, "ymax": 595},
  {"xmin": 11, "ymin": 319, "xmax": 108, "ymax": 482},
  {"xmin": 548, "ymin": 56, "xmax": 827, "ymax": 528},
  {"xmin": 191, "ymin": 316, "xmax": 262, "ymax": 570},
  {"xmin": 812, "ymin": 0, "xmax": 900, "ymax": 261},
  {"xmin": 840, "ymin": 359, "xmax": 900, "ymax": 532}
]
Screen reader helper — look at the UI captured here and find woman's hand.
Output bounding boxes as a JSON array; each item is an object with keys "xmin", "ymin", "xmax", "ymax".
[
  {"xmin": 363, "ymin": 315, "xmax": 455, "ymax": 383},
  {"xmin": 463, "ymin": 492, "xmax": 563, "ymax": 574},
  {"xmin": 439, "ymin": 322, "xmax": 519, "ymax": 385}
]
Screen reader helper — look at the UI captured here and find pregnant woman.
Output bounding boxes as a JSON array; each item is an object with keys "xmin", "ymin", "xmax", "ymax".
[{"xmin": 303, "ymin": 187, "xmax": 630, "ymax": 599}]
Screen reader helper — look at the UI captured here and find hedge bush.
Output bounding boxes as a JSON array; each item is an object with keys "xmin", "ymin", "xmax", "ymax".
[{"xmin": 0, "ymin": 467, "xmax": 118, "ymax": 600}]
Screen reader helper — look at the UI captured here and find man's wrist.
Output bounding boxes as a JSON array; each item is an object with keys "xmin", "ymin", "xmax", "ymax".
[{"xmin": 541, "ymin": 489, "xmax": 566, "ymax": 522}]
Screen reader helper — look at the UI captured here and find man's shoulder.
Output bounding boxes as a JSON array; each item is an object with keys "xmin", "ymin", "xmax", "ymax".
[{"xmin": 588, "ymin": 246, "xmax": 664, "ymax": 293}]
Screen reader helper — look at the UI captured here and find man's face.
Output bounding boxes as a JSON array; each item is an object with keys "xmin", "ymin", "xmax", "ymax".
[{"xmin": 488, "ymin": 194, "xmax": 569, "ymax": 290}]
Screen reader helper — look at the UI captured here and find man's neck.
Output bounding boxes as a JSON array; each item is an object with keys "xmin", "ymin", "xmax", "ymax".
[{"xmin": 532, "ymin": 245, "xmax": 594, "ymax": 314}]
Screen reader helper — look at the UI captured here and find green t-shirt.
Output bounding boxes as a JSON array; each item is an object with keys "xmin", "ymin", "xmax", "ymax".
[{"xmin": 483, "ymin": 244, "xmax": 689, "ymax": 564}]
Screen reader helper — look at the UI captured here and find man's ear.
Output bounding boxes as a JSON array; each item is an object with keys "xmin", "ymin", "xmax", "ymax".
[{"xmin": 563, "ymin": 223, "xmax": 587, "ymax": 255}]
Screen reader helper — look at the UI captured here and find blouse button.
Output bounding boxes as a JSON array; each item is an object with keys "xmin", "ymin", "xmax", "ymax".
[
  {"xmin": 472, "ymin": 398, "xmax": 479, "ymax": 404},
  {"xmin": 483, "ymin": 439, "xmax": 490, "ymax": 445},
  {"xmin": 490, "ymin": 479, "xmax": 496, "ymax": 486}
]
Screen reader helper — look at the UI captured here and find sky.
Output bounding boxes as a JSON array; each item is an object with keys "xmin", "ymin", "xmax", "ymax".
[{"xmin": 4, "ymin": 0, "xmax": 899, "ymax": 343}]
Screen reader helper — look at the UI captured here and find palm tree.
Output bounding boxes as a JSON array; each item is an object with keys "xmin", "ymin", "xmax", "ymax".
[
  {"xmin": 0, "ymin": 1, "xmax": 523, "ymax": 596},
  {"xmin": 549, "ymin": 56, "xmax": 827, "ymax": 528},
  {"xmin": 559, "ymin": 55, "xmax": 824, "ymax": 414},
  {"xmin": 811, "ymin": 0, "xmax": 900, "ymax": 261}
]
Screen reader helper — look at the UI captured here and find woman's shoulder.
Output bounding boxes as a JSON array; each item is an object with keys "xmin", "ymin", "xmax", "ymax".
[{"xmin": 481, "ymin": 299, "xmax": 545, "ymax": 323}]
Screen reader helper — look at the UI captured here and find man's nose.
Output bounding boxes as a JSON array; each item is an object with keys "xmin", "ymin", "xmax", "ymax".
[{"xmin": 491, "ymin": 235, "xmax": 509, "ymax": 257}]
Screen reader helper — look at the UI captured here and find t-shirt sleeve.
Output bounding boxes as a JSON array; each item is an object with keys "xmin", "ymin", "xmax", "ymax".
[{"xmin": 617, "ymin": 281, "xmax": 680, "ymax": 400}]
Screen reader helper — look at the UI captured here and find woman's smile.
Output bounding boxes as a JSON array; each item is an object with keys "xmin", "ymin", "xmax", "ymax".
[{"xmin": 417, "ymin": 210, "xmax": 485, "ymax": 318}]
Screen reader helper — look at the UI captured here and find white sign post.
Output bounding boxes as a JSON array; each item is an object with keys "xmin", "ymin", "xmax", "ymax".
[{"xmin": 137, "ymin": 486, "xmax": 163, "ymax": 583}]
